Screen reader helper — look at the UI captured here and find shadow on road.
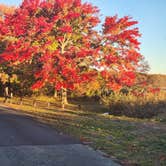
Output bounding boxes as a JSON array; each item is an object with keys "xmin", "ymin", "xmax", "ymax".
[{"xmin": 0, "ymin": 105, "xmax": 80, "ymax": 146}]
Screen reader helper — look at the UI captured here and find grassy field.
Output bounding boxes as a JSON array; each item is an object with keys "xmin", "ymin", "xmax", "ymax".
[{"xmin": 1, "ymin": 95, "xmax": 166, "ymax": 166}]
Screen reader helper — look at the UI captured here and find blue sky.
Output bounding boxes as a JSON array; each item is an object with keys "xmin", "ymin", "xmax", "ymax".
[{"xmin": 1, "ymin": 0, "xmax": 166, "ymax": 74}]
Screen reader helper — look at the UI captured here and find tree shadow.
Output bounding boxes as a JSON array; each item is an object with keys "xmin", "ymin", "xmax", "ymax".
[{"xmin": 0, "ymin": 105, "xmax": 80, "ymax": 146}]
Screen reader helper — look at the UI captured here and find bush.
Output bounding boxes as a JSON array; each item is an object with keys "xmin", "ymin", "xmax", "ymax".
[{"xmin": 101, "ymin": 92, "xmax": 166, "ymax": 118}]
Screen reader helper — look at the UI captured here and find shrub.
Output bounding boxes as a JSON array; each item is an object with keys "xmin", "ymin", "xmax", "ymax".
[{"xmin": 101, "ymin": 91, "xmax": 166, "ymax": 118}]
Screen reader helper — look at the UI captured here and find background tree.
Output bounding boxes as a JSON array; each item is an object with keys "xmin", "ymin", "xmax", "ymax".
[{"xmin": 96, "ymin": 15, "xmax": 143, "ymax": 91}]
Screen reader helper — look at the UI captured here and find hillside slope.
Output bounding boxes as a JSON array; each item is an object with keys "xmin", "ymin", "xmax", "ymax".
[{"xmin": 147, "ymin": 74, "xmax": 166, "ymax": 88}]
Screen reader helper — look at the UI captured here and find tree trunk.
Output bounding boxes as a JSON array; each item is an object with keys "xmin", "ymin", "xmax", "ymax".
[
  {"xmin": 60, "ymin": 37, "xmax": 68, "ymax": 108},
  {"xmin": 61, "ymin": 88, "xmax": 68, "ymax": 109},
  {"xmin": 54, "ymin": 89, "xmax": 58, "ymax": 98},
  {"xmin": 20, "ymin": 97, "xmax": 23, "ymax": 105}
]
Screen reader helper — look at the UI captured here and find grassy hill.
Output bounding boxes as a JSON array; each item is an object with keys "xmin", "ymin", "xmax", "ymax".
[
  {"xmin": 137, "ymin": 73, "xmax": 166, "ymax": 89},
  {"xmin": 147, "ymin": 74, "xmax": 166, "ymax": 89}
]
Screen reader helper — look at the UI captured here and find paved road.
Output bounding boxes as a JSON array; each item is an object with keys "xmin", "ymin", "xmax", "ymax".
[{"xmin": 0, "ymin": 105, "xmax": 120, "ymax": 166}]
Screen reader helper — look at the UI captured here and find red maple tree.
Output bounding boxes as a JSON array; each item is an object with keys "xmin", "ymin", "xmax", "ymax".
[
  {"xmin": 98, "ymin": 15, "xmax": 142, "ymax": 91},
  {"xmin": 0, "ymin": 0, "xmax": 143, "ymax": 104}
]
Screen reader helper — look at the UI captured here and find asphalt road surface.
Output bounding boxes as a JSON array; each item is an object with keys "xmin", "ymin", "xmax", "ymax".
[{"xmin": 0, "ymin": 105, "xmax": 120, "ymax": 166}]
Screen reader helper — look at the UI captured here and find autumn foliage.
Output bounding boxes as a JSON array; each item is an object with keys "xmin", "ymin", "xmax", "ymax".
[
  {"xmin": 0, "ymin": 4, "xmax": 15, "ymax": 21},
  {"xmin": 0, "ymin": 0, "xmax": 143, "ymax": 96}
]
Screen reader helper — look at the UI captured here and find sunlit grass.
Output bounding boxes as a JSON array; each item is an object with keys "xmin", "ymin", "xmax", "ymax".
[{"xmin": 1, "ymin": 95, "xmax": 166, "ymax": 166}]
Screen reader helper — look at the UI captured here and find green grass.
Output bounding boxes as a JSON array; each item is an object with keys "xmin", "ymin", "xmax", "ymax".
[{"xmin": 2, "ymin": 99, "xmax": 166, "ymax": 166}]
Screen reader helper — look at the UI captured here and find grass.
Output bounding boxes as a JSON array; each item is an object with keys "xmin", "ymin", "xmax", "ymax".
[{"xmin": 1, "ymin": 96, "xmax": 166, "ymax": 166}]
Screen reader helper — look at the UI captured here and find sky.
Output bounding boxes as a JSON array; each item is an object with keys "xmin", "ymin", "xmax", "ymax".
[{"xmin": 0, "ymin": 0, "xmax": 166, "ymax": 74}]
